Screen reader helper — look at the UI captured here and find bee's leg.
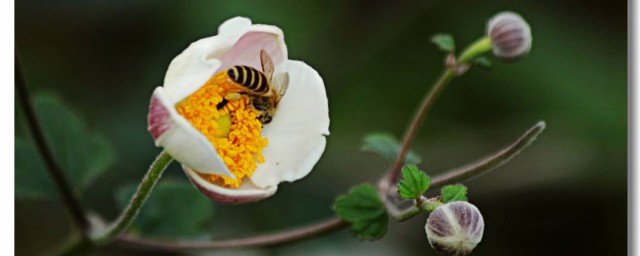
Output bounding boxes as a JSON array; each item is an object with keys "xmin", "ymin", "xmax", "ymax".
[
  {"xmin": 224, "ymin": 92, "xmax": 242, "ymax": 101},
  {"xmin": 216, "ymin": 98, "xmax": 228, "ymax": 110}
]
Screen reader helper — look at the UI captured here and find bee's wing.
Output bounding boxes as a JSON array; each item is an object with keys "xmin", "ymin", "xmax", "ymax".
[
  {"xmin": 260, "ymin": 50, "xmax": 274, "ymax": 81},
  {"xmin": 272, "ymin": 72, "xmax": 289, "ymax": 104}
]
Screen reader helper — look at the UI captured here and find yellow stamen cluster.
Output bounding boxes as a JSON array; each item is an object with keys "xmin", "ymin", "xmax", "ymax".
[{"xmin": 175, "ymin": 71, "xmax": 268, "ymax": 188}]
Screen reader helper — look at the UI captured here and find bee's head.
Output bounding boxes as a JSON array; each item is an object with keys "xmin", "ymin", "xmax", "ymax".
[{"xmin": 252, "ymin": 97, "xmax": 270, "ymax": 111}]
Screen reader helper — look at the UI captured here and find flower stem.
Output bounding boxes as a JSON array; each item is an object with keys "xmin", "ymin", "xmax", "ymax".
[
  {"xmin": 92, "ymin": 151, "xmax": 173, "ymax": 245},
  {"xmin": 388, "ymin": 203, "xmax": 422, "ymax": 222},
  {"xmin": 385, "ymin": 70, "xmax": 454, "ymax": 187},
  {"xmin": 458, "ymin": 36, "xmax": 492, "ymax": 64},
  {"xmin": 15, "ymin": 54, "xmax": 90, "ymax": 234},
  {"xmin": 430, "ymin": 121, "xmax": 546, "ymax": 189},
  {"xmin": 114, "ymin": 218, "xmax": 347, "ymax": 252},
  {"xmin": 384, "ymin": 36, "xmax": 493, "ymax": 189}
]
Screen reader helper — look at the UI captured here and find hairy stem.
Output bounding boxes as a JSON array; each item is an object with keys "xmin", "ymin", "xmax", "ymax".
[
  {"xmin": 92, "ymin": 151, "xmax": 173, "ymax": 245},
  {"xmin": 430, "ymin": 121, "xmax": 546, "ymax": 188},
  {"xmin": 114, "ymin": 218, "xmax": 347, "ymax": 251},
  {"xmin": 15, "ymin": 54, "xmax": 90, "ymax": 234}
]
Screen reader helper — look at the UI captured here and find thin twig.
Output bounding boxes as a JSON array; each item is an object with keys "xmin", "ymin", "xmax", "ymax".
[
  {"xmin": 114, "ymin": 218, "xmax": 347, "ymax": 252},
  {"xmin": 430, "ymin": 121, "xmax": 546, "ymax": 188},
  {"xmin": 15, "ymin": 54, "xmax": 90, "ymax": 233},
  {"xmin": 383, "ymin": 36, "xmax": 493, "ymax": 188},
  {"xmin": 385, "ymin": 70, "xmax": 455, "ymax": 186}
]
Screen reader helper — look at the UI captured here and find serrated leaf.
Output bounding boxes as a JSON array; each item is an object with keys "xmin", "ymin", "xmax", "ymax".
[
  {"xmin": 431, "ymin": 34, "xmax": 455, "ymax": 52},
  {"xmin": 334, "ymin": 184, "xmax": 389, "ymax": 240},
  {"xmin": 334, "ymin": 184, "xmax": 384, "ymax": 221},
  {"xmin": 474, "ymin": 56, "xmax": 493, "ymax": 69},
  {"xmin": 441, "ymin": 184, "xmax": 468, "ymax": 203},
  {"xmin": 351, "ymin": 214, "xmax": 389, "ymax": 240},
  {"xmin": 362, "ymin": 132, "xmax": 422, "ymax": 165},
  {"xmin": 398, "ymin": 165, "xmax": 430, "ymax": 200},
  {"xmin": 116, "ymin": 180, "xmax": 214, "ymax": 238},
  {"xmin": 15, "ymin": 95, "xmax": 117, "ymax": 200}
]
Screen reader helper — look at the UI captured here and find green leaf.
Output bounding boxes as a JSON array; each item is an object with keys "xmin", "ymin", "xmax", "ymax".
[
  {"xmin": 398, "ymin": 165, "xmax": 430, "ymax": 200},
  {"xmin": 431, "ymin": 34, "xmax": 455, "ymax": 52},
  {"xmin": 116, "ymin": 180, "xmax": 214, "ymax": 239},
  {"xmin": 441, "ymin": 184, "xmax": 468, "ymax": 203},
  {"xmin": 15, "ymin": 139, "xmax": 57, "ymax": 200},
  {"xmin": 15, "ymin": 95, "xmax": 117, "ymax": 200},
  {"xmin": 334, "ymin": 184, "xmax": 388, "ymax": 240},
  {"xmin": 474, "ymin": 56, "xmax": 493, "ymax": 69},
  {"xmin": 362, "ymin": 132, "xmax": 422, "ymax": 165}
]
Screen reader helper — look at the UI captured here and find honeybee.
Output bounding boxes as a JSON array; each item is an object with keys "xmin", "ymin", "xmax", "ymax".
[{"xmin": 225, "ymin": 50, "xmax": 289, "ymax": 124}]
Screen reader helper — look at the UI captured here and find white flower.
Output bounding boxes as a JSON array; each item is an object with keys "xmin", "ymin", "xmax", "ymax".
[{"xmin": 147, "ymin": 17, "xmax": 329, "ymax": 204}]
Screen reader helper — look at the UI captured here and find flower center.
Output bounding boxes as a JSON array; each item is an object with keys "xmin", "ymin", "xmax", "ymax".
[{"xmin": 175, "ymin": 71, "xmax": 268, "ymax": 188}]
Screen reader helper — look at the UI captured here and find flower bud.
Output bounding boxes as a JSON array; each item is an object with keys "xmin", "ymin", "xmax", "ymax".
[
  {"xmin": 425, "ymin": 201, "xmax": 484, "ymax": 256},
  {"xmin": 487, "ymin": 12, "xmax": 532, "ymax": 61}
]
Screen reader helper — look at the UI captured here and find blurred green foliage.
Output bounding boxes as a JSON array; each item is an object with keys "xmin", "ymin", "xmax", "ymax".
[
  {"xmin": 16, "ymin": 0, "xmax": 626, "ymax": 255},
  {"xmin": 361, "ymin": 132, "xmax": 422, "ymax": 165},
  {"xmin": 116, "ymin": 180, "xmax": 214, "ymax": 239},
  {"xmin": 431, "ymin": 34, "xmax": 456, "ymax": 52},
  {"xmin": 16, "ymin": 96, "xmax": 116, "ymax": 200}
]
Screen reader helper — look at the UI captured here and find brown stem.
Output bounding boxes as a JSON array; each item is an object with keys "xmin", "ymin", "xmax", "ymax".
[
  {"xmin": 430, "ymin": 121, "xmax": 546, "ymax": 188},
  {"xmin": 384, "ymin": 69, "xmax": 455, "ymax": 187},
  {"xmin": 114, "ymin": 218, "xmax": 347, "ymax": 252},
  {"xmin": 15, "ymin": 53, "xmax": 90, "ymax": 234}
]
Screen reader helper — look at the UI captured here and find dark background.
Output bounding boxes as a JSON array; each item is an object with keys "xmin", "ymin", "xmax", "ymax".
[{"xmin": 16, "ymin": 0, "xmax": 627, "ymax": 255}]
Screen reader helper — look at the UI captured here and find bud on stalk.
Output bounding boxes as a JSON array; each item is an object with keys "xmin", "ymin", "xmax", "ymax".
[{"xmin": 487, "ymin": 12, "xmax": 532, "ymax": 61}]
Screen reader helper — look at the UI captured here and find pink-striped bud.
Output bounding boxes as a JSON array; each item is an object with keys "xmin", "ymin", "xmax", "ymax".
[
  {"xmin": 487, "ymin": 12, "xmax": 532, "ymax": 61},
  {"xmin": 425, "ymin": 201, "xmax": 484, "ymax": 256}
]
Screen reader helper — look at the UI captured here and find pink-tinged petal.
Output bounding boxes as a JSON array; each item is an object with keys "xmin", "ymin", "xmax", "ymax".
[
  {"xmin": 219, "ymin": 27, "xmax": 287, "ymax": 71},
  {"xmin": 148, "ymin": 87, "xmax": 234, "ymax": 177},
  {"xmin": 250, "ymin": 60, "xmax": 329, "ymax": 188},
  {"xmin": 163, "ymin": 17, "xmax": 254, "ymax": 104},
  {"xmin": 148, "ymin": 93, "xmax": 172, "ymax": 140},
  {"xmin": 183, "ymin": 166, "xmax": 277, "ymax": 204}
]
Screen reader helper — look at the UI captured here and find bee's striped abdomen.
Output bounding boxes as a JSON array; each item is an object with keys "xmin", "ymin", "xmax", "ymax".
[{"xmin": 227, "ymin": 66, "xmax": 270, "ymax": 94}]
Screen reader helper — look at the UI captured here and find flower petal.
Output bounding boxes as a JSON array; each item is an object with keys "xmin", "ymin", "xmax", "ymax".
[
  {"xmin": 163, "ymin": 17, "xmax": 253, "ymax": 104},
  {"xmin": 148, "ymin": 87, "xmax": 233, "ymax": 177},
  {"xmin": 219, "ymin": 27, "xmax": 287, "ymax": 72},
  {"xmin": 250, "ymin": 60, "xmax": 329, "ymax": 188},
  {"xmin": 218, "ymin": 16, "xmax": 253, "ymax": 41},
  {"xmin": 183, "ymin": 166, "xmax": 277, "ymax": 204}
]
